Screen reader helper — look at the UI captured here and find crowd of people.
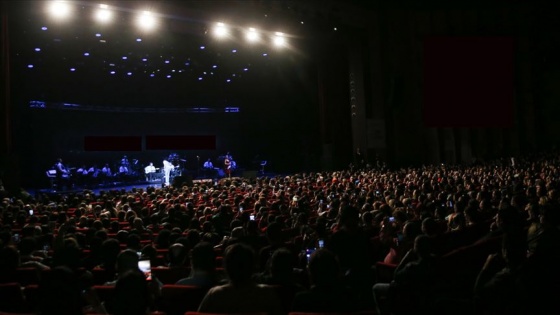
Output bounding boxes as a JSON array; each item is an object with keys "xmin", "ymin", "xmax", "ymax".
[{"xmin": 1, "ymin": 150, "xmax": 560, "ymax": 314}]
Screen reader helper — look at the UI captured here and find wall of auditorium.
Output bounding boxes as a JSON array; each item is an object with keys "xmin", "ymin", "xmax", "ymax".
[{"xmin": 352, "ymin": 4, "xmax": 539, "ymax": 167}]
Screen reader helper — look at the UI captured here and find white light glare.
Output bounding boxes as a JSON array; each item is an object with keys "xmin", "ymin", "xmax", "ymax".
[
  {"xmin": 213, "ymin": 22, "xmax": 229, "ymax": 38},
  {"xmin": 273, "ymin": 32, "xmax": 286, "ymax": 47},
  {"xmin": 95, "ymin": 4, "xmax": 112, "ymax": 23},
  {"xmin": 48, "ymin": 1, "xmax": 71, "ymax": 19},
  {"xmin": 137, "ymin": 11, "xmax": 156, "ymax": 30},
  {"xmin": 246, "ymin": 28, "xmax": 260, "ymax": 42}
]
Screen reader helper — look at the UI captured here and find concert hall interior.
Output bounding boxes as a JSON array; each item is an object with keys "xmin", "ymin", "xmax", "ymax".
[{"xmin": 1, "ymin": 0, "xmax": 560, "ymax": 192}]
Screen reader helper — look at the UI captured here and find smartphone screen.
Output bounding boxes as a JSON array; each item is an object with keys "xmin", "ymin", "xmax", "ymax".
[
  {"xmin": 138, "ymin": 260, "xmax": 152, "ymax": 280},
  {"xmin": 250, "ymin": 215, "xmax": 255, "ymax": 221},
  {"xmin": 318, "ymin": 239, "xmax": 324, "ymax": 248},
  {"xmin": 305, "ymin": 248, "xmax": 316, "ymax": 264},
  {"xmin": 389, "ymin": 216, "xmax": 395, "ymax": 223},
  {"xmin": 29, "ymin": 209, "xmax": 34, "ymax": 216}
]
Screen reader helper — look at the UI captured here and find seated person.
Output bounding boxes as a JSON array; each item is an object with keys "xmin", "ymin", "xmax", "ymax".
[
  {"xmin": 176, "ymin": 242, "xmax": 222, "ymax": 287},
  {"xmin": 198, "ymin": 244, "xmax": 282, "ymax": 315},
  {"xmin": 372, "ymin": 235, "xmax": 438, "ymax": 314},
  {"xmin": 291, "ymin": 249, "xmax": 364, "ymax": 313}
]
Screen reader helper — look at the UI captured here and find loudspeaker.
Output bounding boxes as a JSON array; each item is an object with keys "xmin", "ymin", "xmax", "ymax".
[{"xmin": 172, "ymin": 175, "xmax": 193, "ymax": 187}]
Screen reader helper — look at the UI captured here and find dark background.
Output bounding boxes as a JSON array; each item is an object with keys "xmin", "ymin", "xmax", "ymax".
[{"xmin": 3, "ymin": 0, "xmax": 560, "ymax": 190}]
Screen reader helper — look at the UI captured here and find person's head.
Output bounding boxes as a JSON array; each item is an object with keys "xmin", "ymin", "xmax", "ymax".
[
  {"xmin": 116, "ymin": 249, "xmax": 140, "ymax": 275},
  {"xmin": 100, "ymin": 238, "xmax": 121, "ymax": 269},
  {"xmin": 308, "ymin": 248, "xmax": 340, "ymax": 287},
  {"xmin": 421, "ymin": 217, "xmax": 439, "ymax": 237},
  {"xmin": 223, "ymin": 243, "xmax": 255, "ymax": 286},
  {"xmin": 190, "ymin": 241, "xmax": 216, "ymax": 272},
  {"xmin": 265, "ymin": 222, "xmax": 284, "ymax": 245},
  {"xmin": 168, "ymin": 243, "xmax": 188, "ymax": 267},
  {"xmin": 38, "ymin": 266, "xmax": 82, "ymax": 315},
  {"xmin": 269, "ymin": 248, "xmax": 293, "ymax": 278},
  {"xmin": 413, "ymin": 235, "xmax": 434, "ymax": 260},
  {"xmin": 113, "ymin": 270, "xmax": 151, "ymax": 315}
]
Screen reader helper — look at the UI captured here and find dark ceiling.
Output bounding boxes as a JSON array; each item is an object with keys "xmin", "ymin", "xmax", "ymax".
[{"xmin": 8, "ymin": 1, "xmax": 321, "ymax": 108}]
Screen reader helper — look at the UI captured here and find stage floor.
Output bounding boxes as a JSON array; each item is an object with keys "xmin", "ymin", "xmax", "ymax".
[{"xmin": 26, "ymin": 170, "xmax": 277, "ymax": 198}]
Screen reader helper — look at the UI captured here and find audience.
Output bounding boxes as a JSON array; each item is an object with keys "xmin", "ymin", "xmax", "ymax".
[{"xmin": 1, "ymin": 151, "xmax": 560, "ymax": 314}]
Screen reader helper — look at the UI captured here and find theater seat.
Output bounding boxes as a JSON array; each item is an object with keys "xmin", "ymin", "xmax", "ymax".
[
  {"xmin": 161, "ymin": 285, "xmax": 210, "ymax": 315},
  {"xmin": 288, "ymin": 312, "xmax": 377, "ymax": 315},
  {"xmin": 0, "ymin": 283, "xmax": 26, "ymax": 313},
  {"xmin": 151, "ymin": 266, "xmax": 191, "ymax": 284},
  {"xmin": 14, "ymin": 268, "xmax": 41, "ymax": 286},
  {"xmin": 375, "ymin": 262, "xmax": 397, "ymax": 283},
  {"xmin": 23, "ymin": 284, "xmax": 40, "ymax": 312},
  {"xmin": 186, "ymin": 312, "xmax": 268, "ymax": 315},
  {"xmin": 92, "ymin": 285, "xmax": 116, "ymax": 313}
]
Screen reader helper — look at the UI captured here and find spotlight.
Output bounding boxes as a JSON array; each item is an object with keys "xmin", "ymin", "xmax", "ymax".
[
  {"xmin": 95, "ymin": 4, "xmax": 112, "ymax": 23},
  {"xmin": 245, "ymin": 28, "xmax": 260, "ymax": 42},
  {"xmin": 213, "ymin": 22, "xmax": 229, "ymax": 38},
  {"xmin": 137, "ymin": 10, "xmax": 157, "ymax": 31},
  {"xmin": 48, "ymin": 1, "xmax": 71, "ymax": 20},
  {"xmin": 272, "ymin": 32, "xmax": 286, "ymax": 47}
]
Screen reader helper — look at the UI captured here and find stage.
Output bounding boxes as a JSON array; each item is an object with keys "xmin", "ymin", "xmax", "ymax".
[{"xmin": 26, "ymin": 169, "xmax": 276, "ymax": 198}]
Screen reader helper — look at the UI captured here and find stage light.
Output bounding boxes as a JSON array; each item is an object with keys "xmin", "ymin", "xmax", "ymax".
[
  {"xmin": 35, "ymin": 48, "xmax": 41, "ymax": 52},
  {"xmin": 41, "ymin": 26, "xmax": 48, "ymax": 31},
  {"xmin": 245, "ymin": 28, "xmax": 260, "ymax": 42},
  {"xmin": 213, "ymin": 22, "xmax": 229, "ymax": 38},
  {"xmin": 137, "ymin": 10, "xmax": 157, "ymax": 31},
  {"xmin": 95, "ymin": 4, "xmax": 112, "ymax": 23},
  {"xmin": 84, "ymin": 52, "xmax": 90, "ymax": 56},
  {"xmin": 28, "ymin": 65, "xmax": 34, "ymax": 69},
  {"xmin": 272, "ymin": 32, "xmax": 286, "ymax": 47},
  {"xmin": 48, "ymin": 1, "xmax": 71, "ymax": 20}
]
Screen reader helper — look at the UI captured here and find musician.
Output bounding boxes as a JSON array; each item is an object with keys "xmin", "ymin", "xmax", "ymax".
[
  {"xmin": 145, "ymin": 162, "xmax": 157, "ymax": 181},
  {"xmin": 121, "ymin": 155, "xmax": 130, "ymax": 166},
  {"xmin": 203, "ymin": 158, "xmax": 214, "ymax": 169},
  {"xmin": 118, "ymin": 164, "xmax": 129, "ymax": 178},
  {"xmin": 163, "ymin": 159, "xmax": 175, "ymax": 186},
  {"xmin": 101, "ymin": 164, "xmax": 112, "ymax": 177},
  {"xmin": 54, "ymin": 158, "xmax": 69, "ymax": 190},
  {"xmin": 224, "ymin": 155, "xmax": 232, "ymax": 178}
]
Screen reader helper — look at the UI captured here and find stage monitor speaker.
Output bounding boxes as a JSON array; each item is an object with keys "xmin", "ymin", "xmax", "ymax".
[{"xmin": 172, "ymin": 175, "xmax": 193, "ymax": 187}]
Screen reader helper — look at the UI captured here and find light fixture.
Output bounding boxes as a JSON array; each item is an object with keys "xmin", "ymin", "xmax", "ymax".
[
  {"xmin": 213, "ymin": 22, "xmax": 229, "ymax": 38},
  {"xmin": 245, "ymin": 28, "xmax": 260, "ymax": 42},
  {"xmin": 48, "ymin": 1, "xmax": 71, "ymax": 20},
  {"xmin": 272, "ymin": 32, "xmax": 286, "ymax": 47},
  {"xmin": 137, "ymin": 10, "xmax": 157, "ymax": 31},
  {"xmin": 95, "ymin": 4, "xmax": 112, "ymax": 23}
]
